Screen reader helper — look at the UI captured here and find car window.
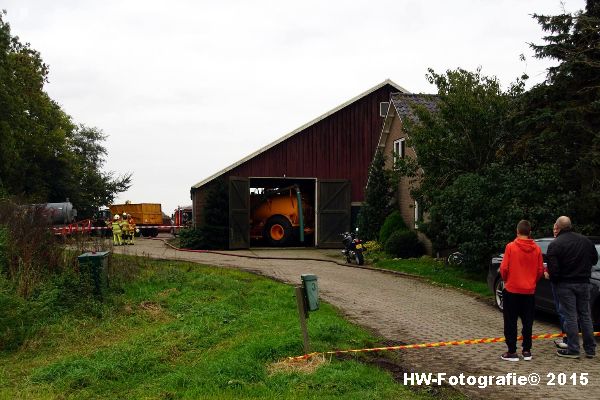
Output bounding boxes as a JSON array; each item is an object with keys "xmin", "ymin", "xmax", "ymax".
[{"xmin": 536, "ymin": 240, "xmax": 552, "ymax": 254}]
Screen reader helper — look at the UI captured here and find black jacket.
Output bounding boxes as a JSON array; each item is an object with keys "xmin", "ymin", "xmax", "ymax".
[{"xmin": 547, "ymin": 231, "xmax": 598, "ymax": 283}]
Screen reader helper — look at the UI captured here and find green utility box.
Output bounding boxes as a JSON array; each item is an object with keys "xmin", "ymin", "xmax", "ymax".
[
  {"xmin": 301, "ymin": 274, "xmax": 319, "ymax": 311},
  {"xmin": 77, "ymin": 251, "xmax": 110, "ymax": 298}
]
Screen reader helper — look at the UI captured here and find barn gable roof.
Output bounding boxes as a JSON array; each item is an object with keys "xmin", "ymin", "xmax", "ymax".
[{"xmin": 192, "ymin": 79, "xmax": 409, "ymax": 190}]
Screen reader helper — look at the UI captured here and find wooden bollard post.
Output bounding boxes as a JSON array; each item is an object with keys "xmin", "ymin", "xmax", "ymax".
[{"xmin": 294, "ymin": 286, "xmax": 310, "ymax": 354}]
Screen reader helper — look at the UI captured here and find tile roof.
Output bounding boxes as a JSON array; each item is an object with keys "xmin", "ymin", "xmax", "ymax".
[{"xmin": 390, "ymin": 93, "xmax": 438, "ymax": 122}]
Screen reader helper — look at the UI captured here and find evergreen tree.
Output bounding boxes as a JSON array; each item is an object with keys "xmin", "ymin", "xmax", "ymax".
[
  {"xmin": 357, "ymin": 150, "xmax": 394, "ymax": 241},
  {"xmin": 512, "ymin": 0, "xmax": 600, "ymax": 233},
  {"xmin": 180, "ymin": 179, "xmax": 229, "ymax": 250}
]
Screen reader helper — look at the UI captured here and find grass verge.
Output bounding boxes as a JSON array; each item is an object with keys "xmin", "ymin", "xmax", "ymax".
[
  {"xmin": 368, "ymin": 252, "xmax": 491, "ymax": 297},
  {"xmin": 0, "ymin": 256, "xmax": 462, "ymax": 400}
]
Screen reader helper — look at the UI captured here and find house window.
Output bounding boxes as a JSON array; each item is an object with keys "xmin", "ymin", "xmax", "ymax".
[{"xmin": 393, "ymin": 138, "xmax": 405, "ymax": 163}]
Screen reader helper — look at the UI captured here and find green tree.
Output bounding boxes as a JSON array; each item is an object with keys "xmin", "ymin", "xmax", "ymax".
[
  {"xmin": 425, "ymin": 165, "xmax": 572, "ymax": 265},
  {"xmin": 0, "ymin": 11, "xmax": 130, "ymax": 216},
  {"xmin": 396, "ymin": 68, "xmax": 565, "ymax": 269},
  {"xmin": 357, "ymin": 150, "xmax": 394, "ymax": 241},
  {"xmin": 0, "ymin": 11, "xmax": 73, "ymax": 201},
  {"xmin": 66, "ymin": 126, "xmax": 132, "ymax": 218},
  {"xmin": 398, "ymin": 68, "xmax": 525, "ymax": 196},
  {"xmin": 512, "ymin": 0, "xmax": 600, "ymax": 233}
]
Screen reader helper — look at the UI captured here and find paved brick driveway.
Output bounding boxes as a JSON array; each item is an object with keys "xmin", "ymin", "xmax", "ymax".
[{"xmin": 114, "ymin": 238, "xmax": 599, "ymax": 399}]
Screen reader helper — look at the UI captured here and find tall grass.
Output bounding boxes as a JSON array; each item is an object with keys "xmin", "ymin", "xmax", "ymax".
[
  {"xmin": 0, "ymin": 198, "xmax": 119, "ymax": 351},
  {"xmin": 0, "ymin": 258, "xmax": 462, "ymax": 400},
  {"xmin": 0, "ymin": 200, "xmax": 64, "ymax": 297}
]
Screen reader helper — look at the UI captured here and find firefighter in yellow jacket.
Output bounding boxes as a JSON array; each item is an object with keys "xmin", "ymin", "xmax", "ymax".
[
  {"xmin": 128, "ymin": 215, "xmax": 136, "ymax": 245},
  {"xmin": 121, "ymin": 213, "xmax": 130, "ymax": 245},
  {"xmin": 111, "ymin": 214, "xmax": 122, "ymax": 246}
]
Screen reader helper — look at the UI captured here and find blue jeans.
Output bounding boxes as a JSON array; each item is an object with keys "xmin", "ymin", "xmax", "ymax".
[
  {"xmin": 557, "ymin": 282, "xmax": 596, "ymax": 355},
  {"xmin": 551, "ymin": 282, "xmax": 567, "ymax": 341}
]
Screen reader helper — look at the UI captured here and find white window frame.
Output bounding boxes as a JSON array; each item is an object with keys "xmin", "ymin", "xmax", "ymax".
[
  {"xmin": 393, "ymin": 138, "xmax": 405, "ymax": 164},
  {"xmin": 379, "ymin": 102, "xmax": 389, "ymax": 117},
  {"xmin": 414, "ymin": 200, "xmax": 420, "ymax": 229}
]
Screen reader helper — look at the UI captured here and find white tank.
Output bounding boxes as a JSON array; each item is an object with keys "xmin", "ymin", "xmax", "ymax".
[{"xmin": 42, "ymin": 202, "xmax": 78, "ymax": 224}]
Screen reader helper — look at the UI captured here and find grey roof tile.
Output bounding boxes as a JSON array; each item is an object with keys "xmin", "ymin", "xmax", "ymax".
[{"xmin": 391, "ymin": 93, "xmax": 438, "ymax": 122}]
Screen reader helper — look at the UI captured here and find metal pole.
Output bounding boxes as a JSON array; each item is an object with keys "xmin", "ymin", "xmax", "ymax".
[
  {"xmin": 294, "ymin": 286, "xmax": 310, "ymax": 354},
  {"xmin": 295, "ymin": 186, "xmax": 305, "ymax": 242}
]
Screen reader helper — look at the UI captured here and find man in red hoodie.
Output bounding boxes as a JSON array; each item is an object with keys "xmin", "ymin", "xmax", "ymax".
[{"xmin": 499, "ymin": 220, "xmax": 544, "ymax": 361}]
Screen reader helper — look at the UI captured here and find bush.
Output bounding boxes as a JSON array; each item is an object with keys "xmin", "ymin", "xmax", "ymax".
[
  {"xmin": 0, "ymin": 200, "xmax": 63, "ymax": 297},
  {"xmin": 379, "ymin": 211, "xmax": 408, "ymax": 245},
  {"xmin": 384, "ymin": 230, "xmax": 424, "ymax": 259},
  {"xmin": 363, "ymin": 240, "xmax": 382, "ymax": 252},
  {"xmin": 180, "ymin": 179, "xmax": 229, "ymax": 250},
  {"xmin": 179, "ymin": 226, "xmax": 228, "ymax": 250},
  {"xmin": 422, "ymin": 165, "xmax": 573, "ymax": 270},
  {"xmin": 0, "ymin": 264, "xmax": 104, "ymax": 351},
  {"xmin": 0, "ymin": 199, "xmax": 120, "ymax": 350}
]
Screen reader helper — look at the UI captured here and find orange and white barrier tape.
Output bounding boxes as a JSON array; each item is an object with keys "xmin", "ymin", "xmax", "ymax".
[
  {"xmin": 51, "ymin": 224, "xmax": 187, "ymax": 234},
  {"xmin": 288, "ymin": 332, "xmax": 600, "ymax": 361}
]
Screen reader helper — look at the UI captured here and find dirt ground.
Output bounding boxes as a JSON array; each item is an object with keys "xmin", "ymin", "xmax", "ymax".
[{"xmin": 112, "ymin": 236, "xmax": 600, "ymax": 400}]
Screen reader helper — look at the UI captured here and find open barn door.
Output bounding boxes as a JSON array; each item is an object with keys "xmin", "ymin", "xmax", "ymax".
[
  {"xmin": 229, "ymin": 177, "xmax": 249, "ymax": 249},
  {"xmin": 317, "ymin": 180, "xmax": 351, "ymax": 248}
]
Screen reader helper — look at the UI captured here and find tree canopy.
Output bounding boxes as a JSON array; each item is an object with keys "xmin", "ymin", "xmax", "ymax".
[
  {"xmin": 512, "ymin": 0, "xmax": 600, "ymax": 233},
  {"xmin": 0, "ymin": 11, "xmax": 130, "ymax": 217},
  {"xmin": 396, "ymin": 69, "xmax": 567, "ymax": 266},
  {"xmin": 393, "ymin": 0, "xmax": 600, "ymax": 268}
]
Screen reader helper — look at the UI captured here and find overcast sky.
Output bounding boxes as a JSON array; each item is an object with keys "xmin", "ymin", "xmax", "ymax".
[{"xmin": 3, "ymin": 0, "xmax": 586, "ymax": 215}]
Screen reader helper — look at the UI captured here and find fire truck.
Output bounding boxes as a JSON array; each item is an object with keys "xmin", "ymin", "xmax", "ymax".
[{"xmin": 172, "ymin": 205, "xmax": 192, "ymax": 236}]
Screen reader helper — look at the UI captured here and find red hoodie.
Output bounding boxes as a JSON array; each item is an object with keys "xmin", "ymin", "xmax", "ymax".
[{"xmin": 500, "ymin": 237, "xmax": 544, "ymax": 295}]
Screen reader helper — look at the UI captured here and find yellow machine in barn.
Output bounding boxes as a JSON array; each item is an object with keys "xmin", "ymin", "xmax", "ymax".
[{"xmin": 250, "ymin": 185, "xmax": 314, "ymax": 246}]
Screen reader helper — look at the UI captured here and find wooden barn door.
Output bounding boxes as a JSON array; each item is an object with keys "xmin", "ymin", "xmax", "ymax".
[
  {"xmin": 229, "ymin": 177, "xmax": 250, "ymax": 249},
  {"xmin": 317, "ymin": 180, "xmax": 351, "ymax": 248}
]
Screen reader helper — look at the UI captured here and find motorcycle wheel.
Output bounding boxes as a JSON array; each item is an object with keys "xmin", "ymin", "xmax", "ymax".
[{"xmin": 355, "ymin": 251, "xmax": 364, "ymax": 265}]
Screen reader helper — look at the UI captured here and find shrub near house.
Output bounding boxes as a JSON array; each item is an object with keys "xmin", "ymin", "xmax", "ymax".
[
  {"xmin": 378, "ymin": 211, "xmax": 424, "ymax": 259},
  {"xmin": 385, "ymin": 230, "xmax": 425, "ymax": 259},
  {"xmin": 379, "ymin": 211, "xmax": 407, "ymax": 246}
]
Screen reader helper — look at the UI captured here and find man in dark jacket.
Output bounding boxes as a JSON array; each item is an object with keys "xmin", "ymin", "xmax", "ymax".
[{"xmin": 547, "ymin": 216, "xmax": 599, "ymax": 359}]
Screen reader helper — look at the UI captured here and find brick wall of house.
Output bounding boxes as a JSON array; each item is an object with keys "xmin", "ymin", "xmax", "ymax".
[{"xmin": 380, "ymin": 107, "xmax": 433, "ymax": 255}]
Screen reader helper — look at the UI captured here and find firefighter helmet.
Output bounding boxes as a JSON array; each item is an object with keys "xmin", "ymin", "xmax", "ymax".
[{"xmin": 114, "ymin": 214, "xmax": 120, "ymax": 220}]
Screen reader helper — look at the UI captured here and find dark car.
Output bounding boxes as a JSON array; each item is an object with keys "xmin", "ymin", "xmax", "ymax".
[{"xmin": 487, "ymin": 237, "xmax": 600, "ymax": 327}]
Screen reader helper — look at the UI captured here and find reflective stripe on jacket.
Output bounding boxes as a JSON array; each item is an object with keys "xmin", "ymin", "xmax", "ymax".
[{"xmin": 111, "ymin": 221, "xmax": 122, "ymax": 233}]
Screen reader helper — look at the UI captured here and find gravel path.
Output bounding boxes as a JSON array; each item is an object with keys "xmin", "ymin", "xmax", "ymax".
[{"xmin": 113, "ymin": 237, "xmax": 600, "ymax": 399}]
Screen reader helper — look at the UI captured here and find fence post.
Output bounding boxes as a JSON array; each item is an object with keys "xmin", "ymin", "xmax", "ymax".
[{"xmin": 294, "ymin": 286, "xmax": 310, "ymax": 354}]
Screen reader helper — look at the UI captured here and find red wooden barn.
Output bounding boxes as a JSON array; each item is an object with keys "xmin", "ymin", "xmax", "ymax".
[{"xmin": 191, "ymin": 80, "xmax": 408, "ymax": 248}]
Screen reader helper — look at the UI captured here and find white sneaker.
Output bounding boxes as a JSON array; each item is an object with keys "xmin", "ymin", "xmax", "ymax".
[{"xmin": 554, "ymin": 339, "xmax": 568, "ymax": 349}]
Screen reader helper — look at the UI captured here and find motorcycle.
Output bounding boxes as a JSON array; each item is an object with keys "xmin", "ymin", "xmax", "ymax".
[{"xmin": 341, "ymin": 230, "xmax": 365, "ymax": 265}]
